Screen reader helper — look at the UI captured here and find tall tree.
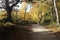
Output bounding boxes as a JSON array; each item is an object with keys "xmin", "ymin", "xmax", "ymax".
[
  {"xmin": 24, "ymin": 0, "xmax": 33, "ymax": 22},
  {"xmin": 0, "ymin": 0, "xmax": 20, "ymax": 23},
  {"xmin": 53, "ymin": 0, "xmax": 59, "ymax": 25},
  {"xmin": 5, "ymin": 0, "xmax": 20, "ymax": 23}
]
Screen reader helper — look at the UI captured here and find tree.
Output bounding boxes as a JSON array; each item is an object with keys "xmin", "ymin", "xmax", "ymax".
[
  {"xmin": 23, "ymin": 0, "xmax": 33, "ymax": 23},
  {"xmin": 0, "ymin": 0, "xmax": 20, "ymax": 23},
  {"xmin": 53, "ymin": 0, "xmax": 59, "ymax": 25}
]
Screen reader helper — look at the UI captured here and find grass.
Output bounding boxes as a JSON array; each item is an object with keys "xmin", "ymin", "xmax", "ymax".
[{"xmin": 44, "ymin": 22, "xmax": 60, "ymax": 32}]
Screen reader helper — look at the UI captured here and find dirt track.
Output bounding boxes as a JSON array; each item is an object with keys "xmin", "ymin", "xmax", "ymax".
[{"xmin": 0, "ymin": 25, "xmax": 60, "ymax": 40}]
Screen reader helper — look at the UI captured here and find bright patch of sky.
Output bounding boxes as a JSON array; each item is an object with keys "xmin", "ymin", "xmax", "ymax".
[
  {"xmin": 13, "ymin": 2, "xmax": 32, "ymax": 12},
  {"xmin": 0, "ymin": 0, "xmax": 32, "ymax": 12},
  {"xmin": 0, "ymin": 0, "xmax": 5, "ymax": 11},
  {"xmin": 13, "ymin": 2, "xmax": 23, "ymax": 10},
  {"xmin": 26, "ymin": 3, "xmax": 32, "ymax": 12}
]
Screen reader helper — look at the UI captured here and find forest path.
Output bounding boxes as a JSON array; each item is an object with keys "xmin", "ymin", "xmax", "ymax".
[{"xmin": 0, "ymin": 24, "xmax": 59, "ymax": 40}]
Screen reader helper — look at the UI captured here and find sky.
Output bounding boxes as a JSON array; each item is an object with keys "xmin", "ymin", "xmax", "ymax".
[
  {"xmin": 13, "ymin": 2, "xmax": 32, "ymax": 13},
  {"xmin": 26, "ymin": 3, "xmax": 32, "ymax": 12},
  {"xmin": 0, "ymin": 1, "xmax": 32, "ymax": 12}
]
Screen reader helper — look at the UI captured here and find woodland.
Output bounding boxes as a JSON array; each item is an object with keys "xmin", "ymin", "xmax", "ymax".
[{"xmin": 0, "ymin": 0, "xmax": 60, "ymax": 31}]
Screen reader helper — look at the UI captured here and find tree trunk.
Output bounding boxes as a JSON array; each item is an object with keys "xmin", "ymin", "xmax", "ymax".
[
  {"xmin": 5, "ymin": 7, "xmax": 13, "ymax": 23},
  {"xmin": 4, "ymin": 0, "xmax": 13, "ymax": 23},
  {"xmin": 53, "ymin": 0, "xmax": 59, "ymax": 25},
  {"xmin": 4, "ymin": 0, "xmax": 20, "ymax": 23}
]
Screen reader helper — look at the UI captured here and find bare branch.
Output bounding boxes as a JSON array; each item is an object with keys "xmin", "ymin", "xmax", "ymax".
[
  {"xmin": 11, "ymin": 0, "xmax": 20, "ymax": 8},
  {"xmin": 5, "ymin": 0, "xmax": 9, "ymax": 7},
  {"xmin": 0, "ymin": 6, "xmax": 5, "ymax": 9}
]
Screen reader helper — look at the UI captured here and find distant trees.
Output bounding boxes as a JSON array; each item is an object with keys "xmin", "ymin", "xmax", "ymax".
[{"xmin": 0, "ymin": 0, "xmax": 59, "ymax": 25}]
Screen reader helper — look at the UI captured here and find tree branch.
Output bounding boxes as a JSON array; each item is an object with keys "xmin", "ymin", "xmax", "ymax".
[
  {"xmin": 11, "ymin": 0, "xmax": 20, "ymax": 8},
  {"xmin": 5, "ymin": 0, "xmax": 9, "ymax": 7},
  {"xmin": 0, "ymin": 6, "xmax": 5, "ymax": 9}
]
